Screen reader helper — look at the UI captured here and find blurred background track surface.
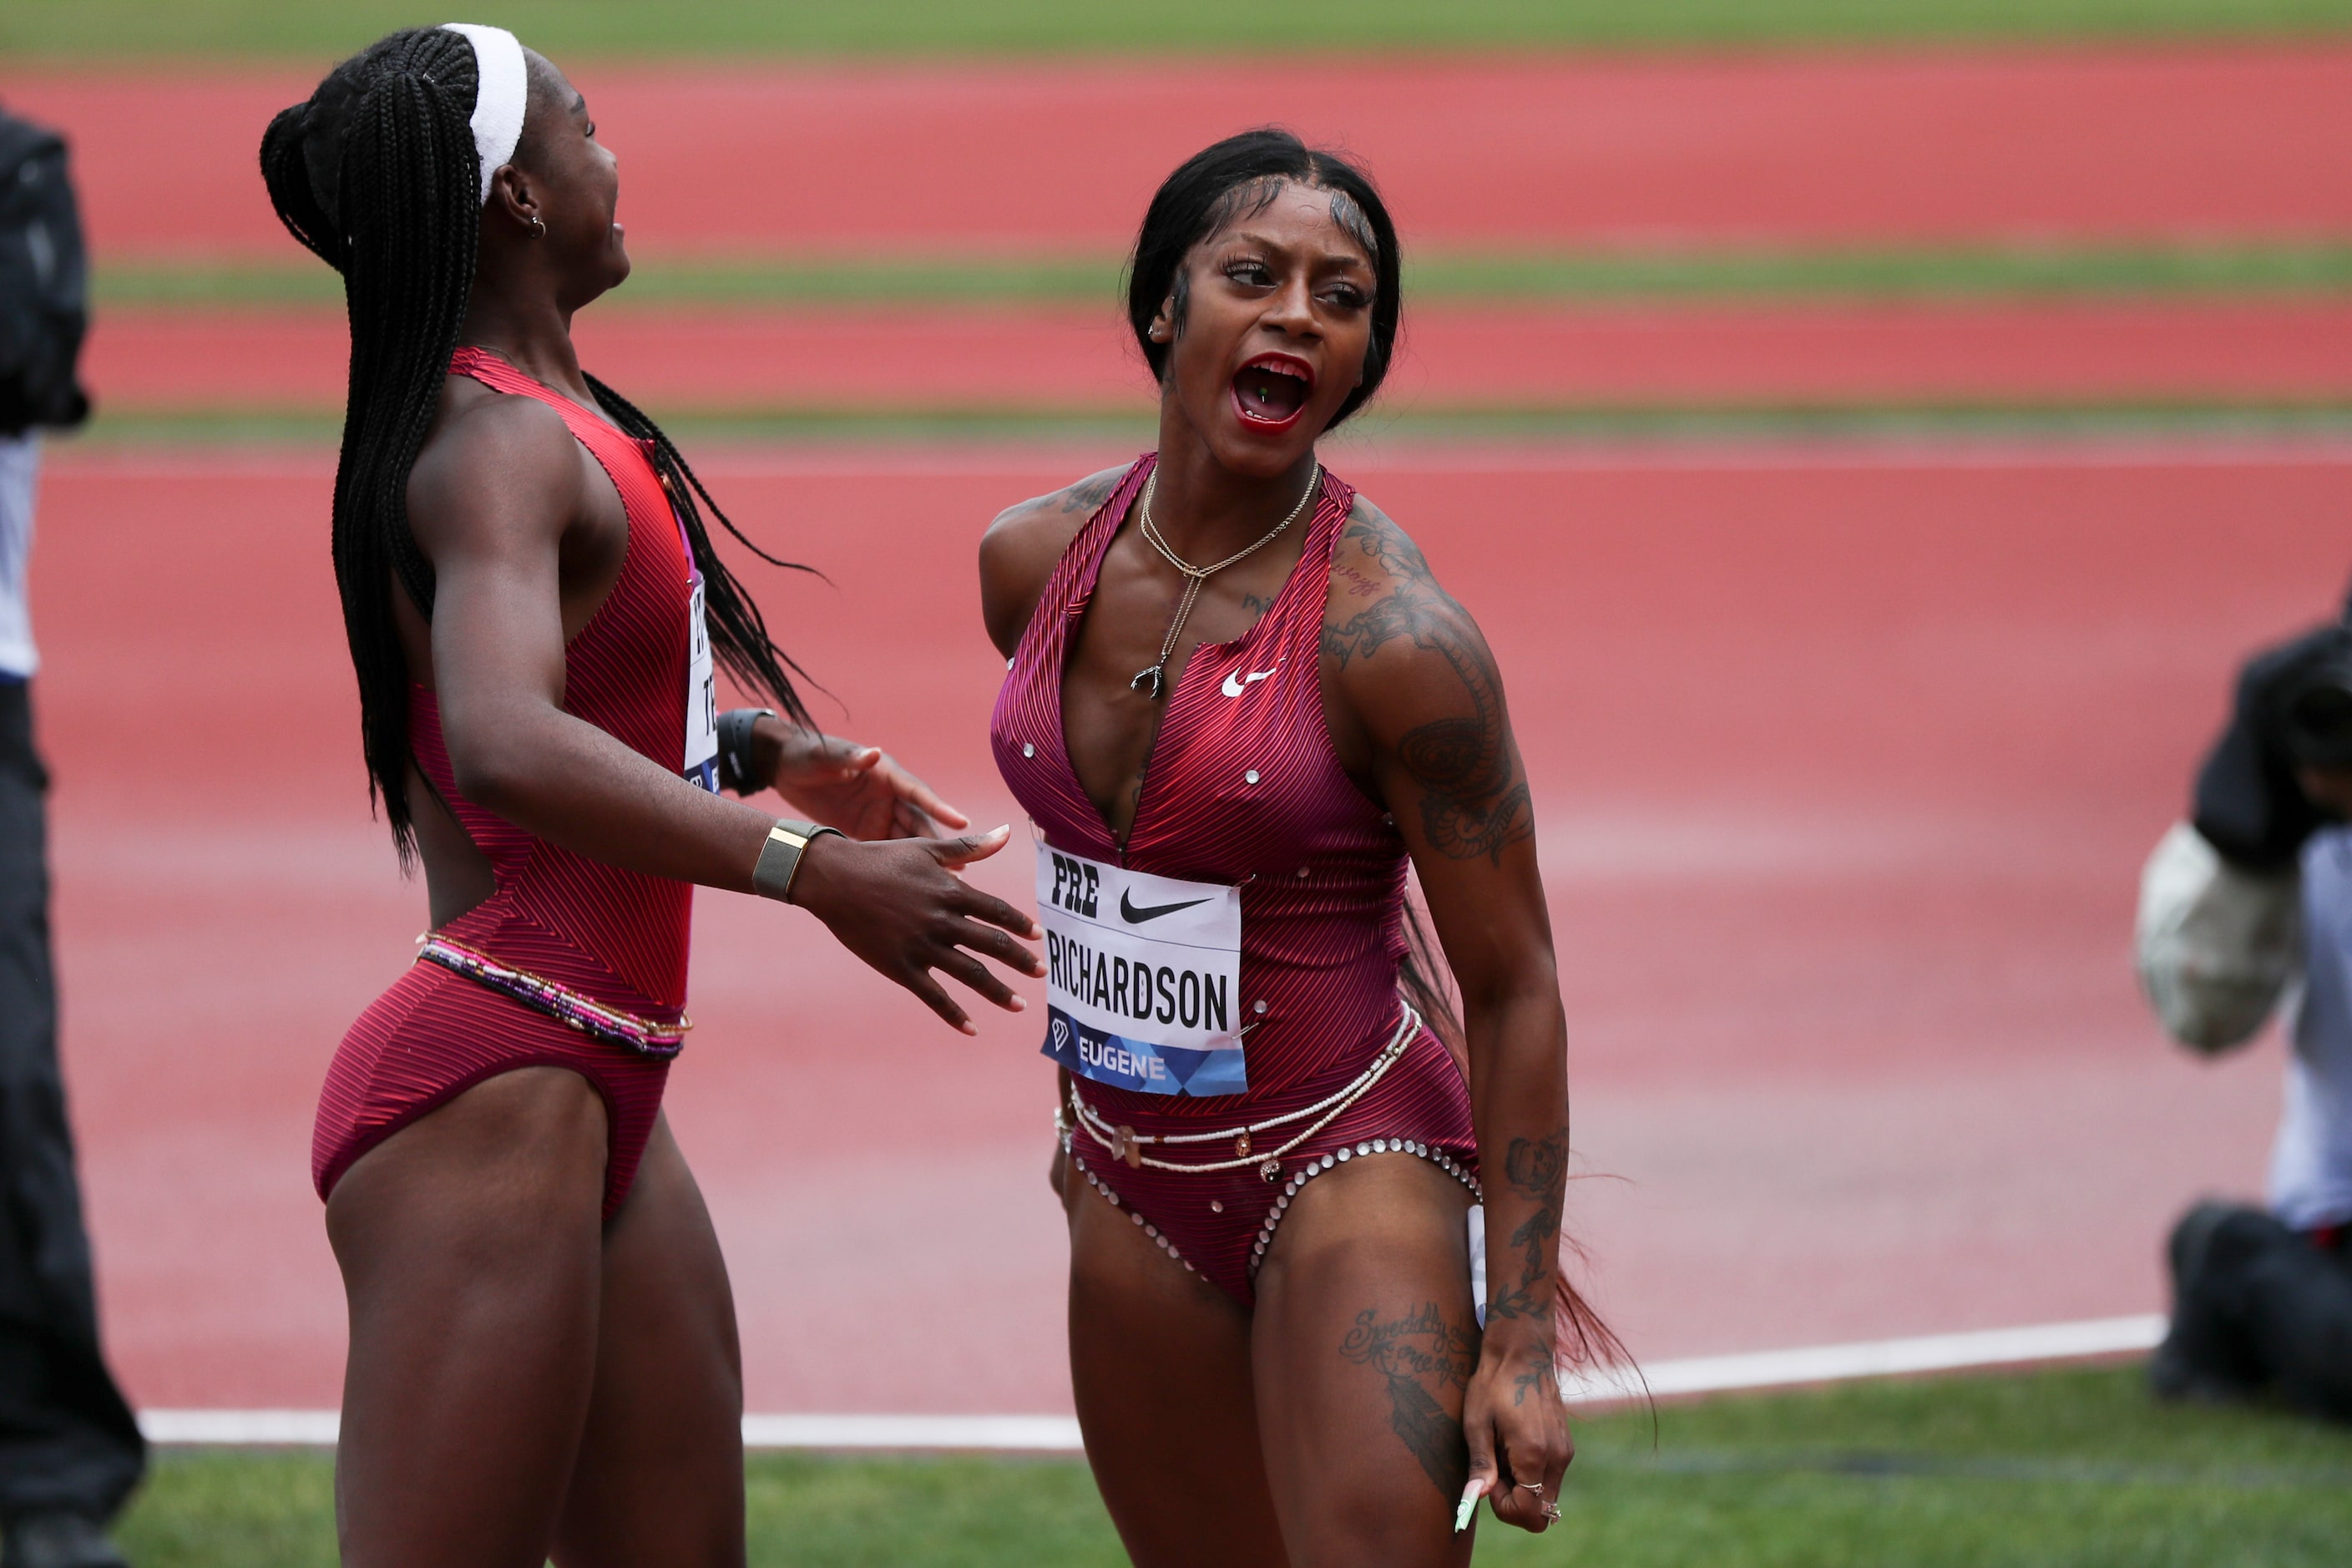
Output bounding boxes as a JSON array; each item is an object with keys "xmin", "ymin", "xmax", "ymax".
[
  {"xmin": 7, "ymin": 51, "xmax": 2350, "ymax": 261},
  {"xmin": 35, "ymin": 445, "xmax": 2340, "ymax": 1410},
  {"xmin": 5, "ymin": 12, "xmax": 2348, "ymax": 1431},
  {"xmin": 73, "ymin": 298, "xmax": 2352, "ymax": 417}
]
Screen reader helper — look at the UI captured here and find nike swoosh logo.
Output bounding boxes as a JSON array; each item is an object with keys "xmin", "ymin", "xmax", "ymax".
[
  {"xmin": 1221, "ymin": 668, "xmax": 1277, "ymax": 698},
  {"xmin": 1120, "ymin": 889, "xmax": 1212, "ymax": 924}
]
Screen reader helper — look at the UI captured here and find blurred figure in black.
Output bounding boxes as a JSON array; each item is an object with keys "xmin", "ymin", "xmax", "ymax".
[
  {"xmin": 2137, "ymin": 593, "xmax": 2352, "ymax": 1423},
  {"xmin": 0, "ymin": 103, "xmax": 143, "ymax": 1567}
]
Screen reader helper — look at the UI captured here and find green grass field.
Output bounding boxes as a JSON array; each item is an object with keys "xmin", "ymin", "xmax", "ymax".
[
  {"xmin": 89, "ymin": 242, "xmax": 2352, "ymax": 312},
  {"xmin": 68, "ymin": 404, "xmax": 2352, "ymax": 453},
  {"xmin": 114, "ymin": 1363, "xmax": 2352, "ymax": 1566},
  {"xmin": 74, "ymin": 403, "xmax": 2352, "ymax": 451},
  {"xmin": 8, "ymin": 0, "xmax": 2350, "ymax": 58}
]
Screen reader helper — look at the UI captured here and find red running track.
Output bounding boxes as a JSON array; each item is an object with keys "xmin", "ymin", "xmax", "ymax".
[
  {"xmin": 80, "ymin": 297, "xmax": 2352, "ymax": 415},
  {"xmin": 29, "ymin": 440, "xmax": 2343, "ymax": 1412},
  {"xmin": 8, "ymin": 47, "xmax": 2350, "ymax": 261}
]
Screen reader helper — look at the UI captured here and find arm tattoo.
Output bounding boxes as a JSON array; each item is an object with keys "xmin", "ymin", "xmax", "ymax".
[
  {"xmin": 1487, "ymin": 1130, "xmax": 1569, "ymax": 1324},
  {"xmin": 1339, "ymin": 1302, "xmax": 1477, "ymax": 1497},
  {"xmin": 1322, "ymin": 507, "xmax": 1532, "ymax": 863}
]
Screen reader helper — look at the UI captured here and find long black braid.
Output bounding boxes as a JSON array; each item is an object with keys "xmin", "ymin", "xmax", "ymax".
[
  {"xmin": 580, "ymin": 372, "xmax": 822, "ymax": 720},
  {"xmin": 260, "ymin": 28, "xmax": 812, "ymax": 862}
]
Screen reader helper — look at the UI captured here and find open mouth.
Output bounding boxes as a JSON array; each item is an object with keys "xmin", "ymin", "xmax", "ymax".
[{"xmin": 1231, "ymin": 354, "xmax": 1313, "ymax": 431}]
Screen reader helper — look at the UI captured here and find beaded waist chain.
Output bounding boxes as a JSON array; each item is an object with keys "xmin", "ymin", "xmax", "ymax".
[
  {"xmin": 1065, "ymin": 1005, "xmax": 1420, "ymax": 1183},
  {"xmin": 415, "ymin": 934, "xmax": 691, "ymax": 1059}
]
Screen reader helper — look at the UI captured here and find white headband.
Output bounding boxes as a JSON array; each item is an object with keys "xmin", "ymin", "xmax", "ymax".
[{"xmin": 440, "ymin": 23, "xmax": 528, "ymax": 205}]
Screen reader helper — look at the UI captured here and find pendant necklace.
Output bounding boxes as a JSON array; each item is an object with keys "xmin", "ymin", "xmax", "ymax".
[{"xmin": 1129, "ymin": 463, "xmax": 1322, "ymax": 701}]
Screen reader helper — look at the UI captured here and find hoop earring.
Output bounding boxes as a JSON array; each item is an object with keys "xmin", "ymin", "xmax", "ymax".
[{"xmin": 529, "ymin": 215, "xmax": 547, "ymax": 238}]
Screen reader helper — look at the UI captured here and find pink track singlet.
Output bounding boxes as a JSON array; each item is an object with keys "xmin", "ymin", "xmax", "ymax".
[
  {"xmin": 991, "ymin": 455, "xmax": 1479, "ymax": 1304},
  {"xmin": 312, "ymin": 347, "xmax": 702, "ymax": 1219}
]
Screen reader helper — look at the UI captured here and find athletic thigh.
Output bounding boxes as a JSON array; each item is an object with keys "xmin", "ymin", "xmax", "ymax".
[
  {"xmin": 326, "ymin": 1065, "xmax": 610, "ymax": 1568},
  {"xmin": 552, "ymin": 1113, "xmax": 745, "ymax": 1567},
  {"xmin": 1251, "ymin": 1154, "xmax": 1478, "ymax": 1568},
  {"xmin": 1065, "ymin": 1171, "xmax": 1288, "ymax": 1568}
]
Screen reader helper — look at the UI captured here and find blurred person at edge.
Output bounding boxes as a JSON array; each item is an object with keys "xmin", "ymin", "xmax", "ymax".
[
  {"xmin": 2137, "ymin": 592, "xmax": 2352, "ymax": 1422},
  {"xmin": 0, "ymin": 105, "xmax": 144, "ymax": 1568}
]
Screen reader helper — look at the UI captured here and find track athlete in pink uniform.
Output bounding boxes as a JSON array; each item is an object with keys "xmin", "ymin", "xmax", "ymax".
[
  {"xmin": 984, "ymin": 131, "xmax": 1614, "ymax": 1565},
  {"xmin": 262, "ymin": 27, "xmax": 1040, "ymax": 1565}
]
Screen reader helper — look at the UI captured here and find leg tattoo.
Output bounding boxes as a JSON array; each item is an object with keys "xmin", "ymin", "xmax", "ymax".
[{"xmin": 1338, "ymin": 1302, "xmax": 1477, "ymax": 1496}]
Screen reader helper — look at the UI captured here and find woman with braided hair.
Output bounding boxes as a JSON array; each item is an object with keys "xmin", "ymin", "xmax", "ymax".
[{"xmin": 261, "ymin": 26, "xmax": 1042, "ymax": 1562}]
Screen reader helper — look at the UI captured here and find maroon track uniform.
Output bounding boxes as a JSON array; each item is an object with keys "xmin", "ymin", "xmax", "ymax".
[
  {"xmin": 993, "ymin": 456, "xmax": 1479, "ymax": 1304},
  {"xmin": 314, "ymin": 349, "xmax": 703, "ymax": 1218}
]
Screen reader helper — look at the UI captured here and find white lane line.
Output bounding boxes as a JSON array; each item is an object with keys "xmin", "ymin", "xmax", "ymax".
[
  {"xmin": 139, "ymin": 1409, "xmax": 341, "ymax": 1445},
  {"xmin": 740, "ymin": 1414, "xmax": 1086, "ymax": 1450},
  {"xmin": 136, "ymin": 1313, "xmax": 2164, "ymax": 1449},
  {"xmin": 1560, "ymin": 1313, "xmax": 2165, "ymax": 1405}
]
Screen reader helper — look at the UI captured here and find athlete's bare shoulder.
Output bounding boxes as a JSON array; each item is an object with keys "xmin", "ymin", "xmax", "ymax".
[
  {"xmin": 407, "ymin": 380, "xmax": 586, "ymax": 562},
  {"xmin": 1322, "ymin": 493, "xmax": 1530, "ymax": 865},
  {"xmin": 1321, "ymin": 491, "xmax": 1465, "ymax": 671},
  {"xmin": 979, "ymin": 463, "xmax": 1130, "ymax": 659}
]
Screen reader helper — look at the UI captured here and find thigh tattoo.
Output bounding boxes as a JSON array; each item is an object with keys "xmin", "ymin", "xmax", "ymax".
[{"xmin": 1338, "ymin": 1302, "xmax": 1476, "ymax": 1496}]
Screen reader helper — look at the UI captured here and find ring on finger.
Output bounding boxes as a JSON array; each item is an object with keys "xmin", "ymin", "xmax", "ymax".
[{"xmin": 1542, "ymin": 1501, "xmax": 1562, "ymax": 1521}]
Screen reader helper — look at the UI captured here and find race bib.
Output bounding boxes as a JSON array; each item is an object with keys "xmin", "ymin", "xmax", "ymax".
[
  {"xmin": 1037, "ymin": 845, "xmax": 1245, "ymax": 1096},
  {"xmin": 682, "ymin": 577, "xmax": 717, "ymax": 792}
]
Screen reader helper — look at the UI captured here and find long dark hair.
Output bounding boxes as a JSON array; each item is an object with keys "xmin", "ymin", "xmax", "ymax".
[
  {"xmin": 260, "ymin": 28, "xmax": 811, "ymax": 858},
  {"xmin": 1125, "ymin": 128, "xmax": 1402, "ymax": 431}
]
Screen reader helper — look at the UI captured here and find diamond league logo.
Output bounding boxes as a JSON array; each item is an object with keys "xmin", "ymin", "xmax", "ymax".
[{"xmin": 1051, "ymin": 1017, "xmax": 1070, "ymax": 1052}]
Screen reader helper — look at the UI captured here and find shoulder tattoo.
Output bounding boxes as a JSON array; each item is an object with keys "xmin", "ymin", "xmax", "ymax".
[
  {"xmin": 1323, "ymin": 503, "xmax": 1534, "ymax": 864},
  {"xmin": 1057, "ymin": 469, "xmax": 1123, "ymax": 515}
]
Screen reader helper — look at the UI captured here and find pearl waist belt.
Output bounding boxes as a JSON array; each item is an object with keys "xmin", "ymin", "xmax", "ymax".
[{"xmin": 1065, "ymin": 1005, "xmax": 1419, "ymax": 1182}]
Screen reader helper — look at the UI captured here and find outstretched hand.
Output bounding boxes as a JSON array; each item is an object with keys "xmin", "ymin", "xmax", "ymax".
[
  {"xmin": 787, "ymin": 824, "xmax": 1044, "ymax": 1035},
  {"xmin": 769, "ymin": 729, "xmax": 969, "ymax": 841}
]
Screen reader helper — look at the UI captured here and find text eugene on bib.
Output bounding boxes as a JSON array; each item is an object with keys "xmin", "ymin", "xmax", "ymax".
[{"xmin": 1036, "ymin": 845, "xmax": 1245, "ymax": 1095}]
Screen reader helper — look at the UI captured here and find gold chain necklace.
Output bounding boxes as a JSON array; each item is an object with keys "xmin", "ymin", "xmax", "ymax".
[{"xmin": 1129, "ymin": 463, "xmax": 1322, "ymax": 700}]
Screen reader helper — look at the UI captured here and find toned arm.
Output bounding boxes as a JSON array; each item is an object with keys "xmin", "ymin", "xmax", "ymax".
[
  {"xmin": 407, "ymin": 393, "xmax": 778, "ymax": 892},
  {"xmin": 402, "ymin": 392, "xmax": 1042, "ymax": 1032},
  {"xmin": 1323, "ymin": 495, "xmax": 1572, "ymax": 1530}
]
